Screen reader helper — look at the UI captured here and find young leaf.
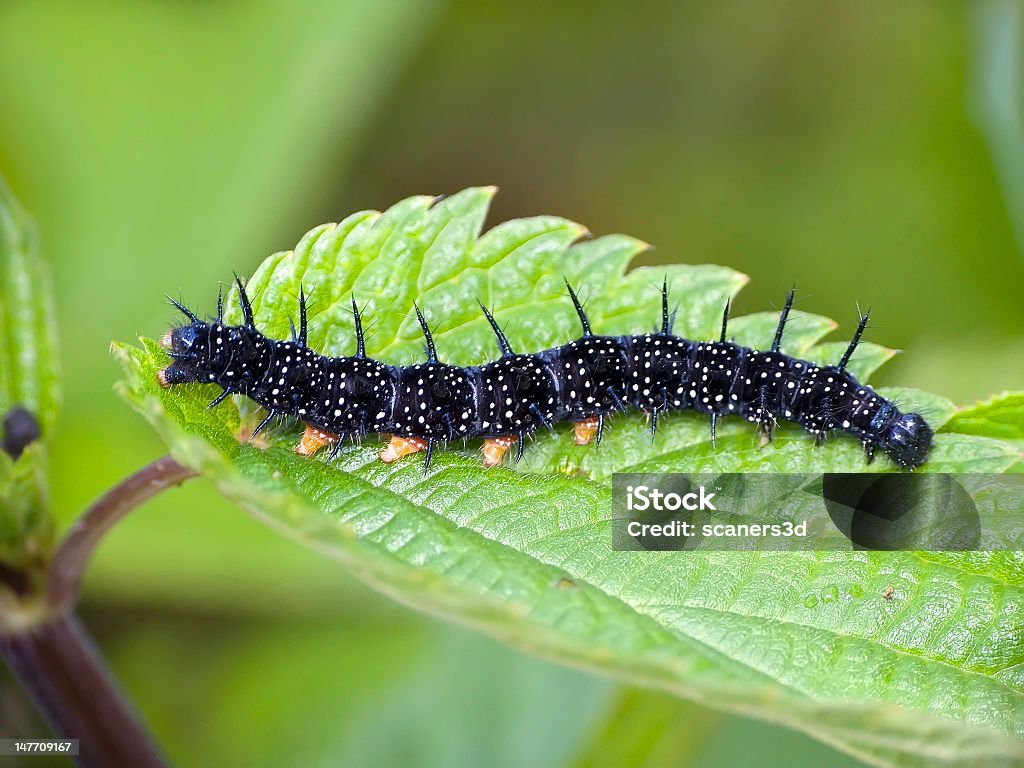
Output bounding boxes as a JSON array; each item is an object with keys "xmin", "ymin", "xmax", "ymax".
[
  {"xmin": 943, "ymin": 392, "xmax": 1024, "ymax": 474},
  {"xmin": 117, "ymin": 188, "xmax": 1024, "ymax": 766},
  {"xmin": 943, "ymin": 392, "xmax": 1024, "ymax": 442},
  {"xmin": 0, "ymin": 179, "xmax": 58, "ymax": 600},
  {"xmin": 0, "ymin": 180, "xmax": 59, "ymax": 436}
]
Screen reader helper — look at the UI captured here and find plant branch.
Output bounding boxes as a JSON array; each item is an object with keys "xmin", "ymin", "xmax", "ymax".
[
  {"xmin": 0, "ymin": 455, "xmax": 195, "ymax": 766},
  {"xmin": 46, "ymin": 455, "xmax": 196, "ymax": 610},
  {"xmin": 1, "ymin": 613, "xmax": 167, "ymax": 768}
]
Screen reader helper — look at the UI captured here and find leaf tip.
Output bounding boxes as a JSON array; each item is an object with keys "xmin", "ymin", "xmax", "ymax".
[
  {"xmin": 571, "ymin": 224, "xmax": 592, "ymax": 242},
  {"xmin": 109, "ymin": 339, "xmax": 133, "ymax": 363}
]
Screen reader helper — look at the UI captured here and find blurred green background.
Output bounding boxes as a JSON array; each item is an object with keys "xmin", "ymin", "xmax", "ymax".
[{"xmin": 1, "ymin": 1, "xmax": 1022, "ymax": 765}]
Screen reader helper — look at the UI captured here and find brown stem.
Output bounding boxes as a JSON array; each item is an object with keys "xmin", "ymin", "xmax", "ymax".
[
  {"xmin": 46, "ymin": 455, "xmax": 196, "ymax": 610},
  {"xmin": 0, "ymin": 455, "xmax": 195, "ymax": 767},
  {"xmin": 1, "ymin": 613, "xmax": 168, "ymax": 767}
]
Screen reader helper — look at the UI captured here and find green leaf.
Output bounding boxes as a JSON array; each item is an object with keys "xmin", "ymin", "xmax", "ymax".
[
  {"xmin": 117, "ymin": 189, "xmax": 1024, "ymax": 766},
  {"xmin": 942, "ymin": 392, "xmax": 1024, "ymax": 473},
  {"xmin": 0, "ymin": 179, "xmax": 58, "ymax": 435},
  {"xmin": 0, "ymin": 180, "xmax": 56, "ymax": 599},
  {"xmin": 943, "ymin": 392, "xmax": 1024, "ymax": 442},
  {"xmin": 0, "ymin": 443, "xmax": 50, "ymax": 607}
]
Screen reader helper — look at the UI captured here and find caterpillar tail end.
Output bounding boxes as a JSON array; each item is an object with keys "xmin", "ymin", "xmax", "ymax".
[
  {"xmin": 296, "ymin": 425, "xmax": 338, "ymax": 456},
  {"xmin": 380, "ymin": 435, "xmax": 427, "ymax": 463},
  {"xmin": 482, "ymin": 436, "xmax": 517, "ymax": 468}
]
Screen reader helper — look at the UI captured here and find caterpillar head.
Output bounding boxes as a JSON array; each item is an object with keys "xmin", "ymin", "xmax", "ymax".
[
  {"xmin": 158, "ymin": 318, "xmax": 266, "ymax": 390},
  {"xmin": 158, "ymin": 320, "xmax": 216, "ymax": 387},
  {"xmin": 880, "ymin": 412, "xmax": 933, "ymax": 469},
  {"xmin": 158, "ymin": 284, "xmax": 266, "ymax": 389}
]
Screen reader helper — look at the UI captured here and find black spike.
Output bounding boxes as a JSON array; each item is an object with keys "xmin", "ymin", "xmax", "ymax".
[
  {"xmin": 595, "ymin": 414, "xmax": 605, "ymax": 446},
  {"xmin": 565, "ymin": 280, "xmax": 592, "ymax": 337},
  {"xmin": 607, "ymin": 386, "xmax": 627, "ymax": 413},
  {"xmin": 167, "ymin": 295, "xmax": 199, "ymax": 323},
  {"xmin": 424, "ymin": 438, "xmax": 436, "ymax": 470},
  {"xmin": 837, "ymin": 309, "xmax": 870, "ymax": 373},
  {"xmin": 286, "ymin": 289, "xmax": 308, "ymax": 345},
  {"xmin": 771, "ymin": 287, "xmax": 796, "ymax": 353},
  {"xmin": 863, "ymin": 441, "xmax": 876, "ymax": 464},
  {"xmin": 660, "ymin": 278, "xmax": 677, "ymax": 335},
  {"xmin": 216, "ymin": 287, "xmax": 224, "ymax": 323},
  {"xmin": 529, "ymin": 403, "xmax": 551, "ymax": 430},
  {"xmin": 719, "ymin": 298, "xmax": 731, "ymax": 343},
  {"xmin": 652, "ymin": 386, "xmax": 670, "ymax": 438},
  {"xmin": 710, "ymin": 413, "xmax": 718, "ymax": 448},
  {"xmin": 234, "ymin": 274, "xmax": 255, "ymax": 328},
  {"xmin": 414, "ymin": 303, "xmax": 437, "ymax": 363},
  {"xmin": 351, "ymin": 296, "xmax": 366, "ymax": 358},
  {"xmin": 207, "ymin": 388, "xmax": 232, "ymax": 410},
  {"xmin": 297, "ymin": 286, "xmax": 308, "ymax": 346},
  {"xmin": 479, "ymin": 301, "xmax": 514, "ymax": 356},
  {"xmin": 250, "ymin": 411, "xmax": 275, "ymax": 441},
  {"xmin": 327, "ymin": 434, "xmax": 347, "ymax": 462},
  {"xmin": 515, "ymin": 430, "xmax": 526, "ymax": 463},
  {"xmin": 758, "ymin": 385, "xmax": 773, "ymax": 443}
]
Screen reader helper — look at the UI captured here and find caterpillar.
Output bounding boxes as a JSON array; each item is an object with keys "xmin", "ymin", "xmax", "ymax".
[{"xmin": 157, "ymin": 279, "xmax": 933, "ymax": 470}]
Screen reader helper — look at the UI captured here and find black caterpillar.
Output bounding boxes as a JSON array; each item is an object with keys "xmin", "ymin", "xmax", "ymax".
[{"xmin": 158, "ymin": 279, "xmax": 933, "ymax": 470}]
